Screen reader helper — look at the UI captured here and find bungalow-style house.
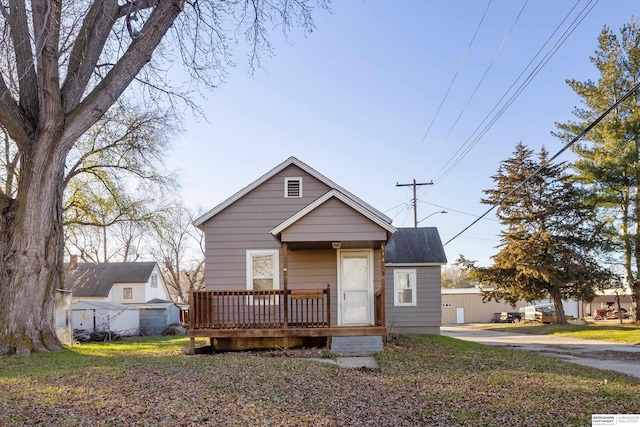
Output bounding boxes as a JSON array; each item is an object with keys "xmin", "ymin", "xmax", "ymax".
[
  {"xmin": 190, "ymin": 156, "xmax": 447, "ymax": 355},
  {"xmin": 65, "ymin": 260, "xmax": 182, "ymax": 335}
]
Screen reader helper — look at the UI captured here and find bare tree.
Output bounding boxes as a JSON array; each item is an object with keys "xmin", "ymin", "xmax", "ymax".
[
  {"xmin": 441, "ymin": 266, "xmax": 474, "ymax": 289},
  {"xmin": 151, "ymin": 205, "xmax": 204, "ymax": 302},
  {"xmin": 0, "ymin": 0, "xmax": 326, "ymax": 355}
]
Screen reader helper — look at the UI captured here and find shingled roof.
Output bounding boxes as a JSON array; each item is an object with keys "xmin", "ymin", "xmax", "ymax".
[
  {"xmin": 385, "ymin": 228, "xmax": 447, "ymax": 265},
  {"xmin": 65, "ymin": 262, "xmax": 157, "ymax": 298}
]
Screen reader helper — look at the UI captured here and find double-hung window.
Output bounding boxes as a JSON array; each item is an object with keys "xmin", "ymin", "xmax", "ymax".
[
  {"xmin": 246, "ymin": 249, "xmax": 280, "ymax": 304},
  {"xmin": 394, "ymin": 269, "xmax": 416, "ymax": 306}
]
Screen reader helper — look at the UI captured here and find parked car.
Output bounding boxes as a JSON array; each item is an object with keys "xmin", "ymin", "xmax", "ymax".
[
  {"xmin": 607, "ymin": 308, "xmax": 631, "ymax": 320},
  {"xmin": 499, "ymin": 312, "xmax": 522, "ymax": 323}
]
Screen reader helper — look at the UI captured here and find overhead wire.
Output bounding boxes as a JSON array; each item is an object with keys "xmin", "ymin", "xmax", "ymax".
[
  {"xmin": 446, "ymin": 0, "xmax": 530, "ymax": 137},
  {"xmin": 443, "ymin": 80, "xmax": 640, "ymax": 246},
  {"xmin": 414, "ymin": 0, "xmax": 590, "ymax": 204},
  {"xmin": 419, "ymin": 0, "xmax": 492, "ymax": 146},
  {"xmin": 417, "ymin": 199, "xmax": 500, "ymax": 222},
  {"xmin": 425, "ymin": 0, "xmax": 598, "ymax": 193}
]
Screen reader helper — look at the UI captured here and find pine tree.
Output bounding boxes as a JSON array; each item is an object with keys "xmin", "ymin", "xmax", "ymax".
[
  {"xmin": 555, "ymin": 18, "xmax": 640, "ymax": 321},
  {"xmin": 460, "ymin": 143, "xmax": 613, "ymax": 324}
]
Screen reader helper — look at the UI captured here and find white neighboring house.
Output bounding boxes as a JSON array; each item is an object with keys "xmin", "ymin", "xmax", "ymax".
[
  {"xmin": 64, "ymin": 259, "xmax": 181, "ymax": 335},
  {"xmin": 66, "ymin": 258, "xmax": 170, "ymax": 303}
]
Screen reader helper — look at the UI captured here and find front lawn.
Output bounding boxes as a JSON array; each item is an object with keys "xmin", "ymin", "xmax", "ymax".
[
  {"xmin": 0, "ymin": 335, "xmax": 638, "ymax": 426},
  {"xmin": 484, "ymin": 323, "xmax": 640, "ymax": 345}
]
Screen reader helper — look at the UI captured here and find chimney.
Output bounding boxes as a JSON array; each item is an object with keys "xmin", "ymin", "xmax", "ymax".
[{"xmin": 70, "ymin": 255, "xmax": 78, "ymax": 270}]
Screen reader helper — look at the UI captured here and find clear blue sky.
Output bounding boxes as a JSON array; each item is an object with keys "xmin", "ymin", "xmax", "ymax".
[{"xmin": 168, "ymin": 0, "xmax": 638, "ymax": 267}]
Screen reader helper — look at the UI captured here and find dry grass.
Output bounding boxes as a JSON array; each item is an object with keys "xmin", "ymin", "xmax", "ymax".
[{"xmin": 0, "ymin": 335, "xmax": 638, "ymax": 426}]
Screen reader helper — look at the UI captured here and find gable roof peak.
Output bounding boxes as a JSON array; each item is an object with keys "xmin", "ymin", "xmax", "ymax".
[{"xmin": 193, "ymin": 156, "xmax": 392, "ymax": 229}]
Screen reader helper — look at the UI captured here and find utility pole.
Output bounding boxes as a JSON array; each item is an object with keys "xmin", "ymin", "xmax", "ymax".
[{"xmin": 396, "ymin": 179, "xmax": 433, "ymax": 227}]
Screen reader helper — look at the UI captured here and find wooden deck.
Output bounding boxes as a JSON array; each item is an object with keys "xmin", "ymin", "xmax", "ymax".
[{"xmin": 188, "ymin": 286, "xmax": 386, "ymax": 353}]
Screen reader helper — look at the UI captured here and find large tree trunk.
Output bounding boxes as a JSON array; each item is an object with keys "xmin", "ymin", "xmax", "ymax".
[
  {"xmin": 0, "ymin": 137, "xmax": 66, "ymax": 355},
  {"xmin": 551, "ymin": 288, "xmax": 567, "ymax": 325}
]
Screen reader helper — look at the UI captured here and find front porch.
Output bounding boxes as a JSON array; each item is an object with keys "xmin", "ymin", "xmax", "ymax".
[{"xmin": 187, "ymin": 286, "xmax": 386, "ymax": 354}]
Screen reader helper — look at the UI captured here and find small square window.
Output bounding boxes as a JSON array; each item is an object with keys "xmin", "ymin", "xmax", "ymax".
[
  {"xmin": 123, "ymin": 288, "xmax": 133, "ymax": 299},
  {"xmin": 285, "ymin": 177, "xmax": 302, "ymax": 198}
]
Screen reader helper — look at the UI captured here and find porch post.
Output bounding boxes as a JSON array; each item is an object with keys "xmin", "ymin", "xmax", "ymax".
[
  {"xmin": 380, "ymin": 242, "xmax": 386, "ymax": 328},
  {"xmin": 283, "ymin": 243, "xmax": 289, "ymax": 351}
]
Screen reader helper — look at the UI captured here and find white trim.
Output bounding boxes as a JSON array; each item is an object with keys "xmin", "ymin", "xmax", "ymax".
[
  {"xmin": 337, "ymin": 249, "xmax": 374, "ymax": 326},
  {"xmin": 193, "ymin": 157, "xmax": 393, "ymax": 229},
  {"xmin": 385, "ymin": 262, "xmax": 445, "ymax": 267},
  {"xmin": 284, "ymin": 177, "xmax": 303, "ymax": 198},
  {"xmin": 246, "ymin": 249, "xmax": 280, "ymax": 305},
  {"xmin": 271, "ymin": 189, "xmax": 396, "ymax": 237},
  {"xmin": 393, "ymin": 269, "xmax": 417, "ymax": 306}
]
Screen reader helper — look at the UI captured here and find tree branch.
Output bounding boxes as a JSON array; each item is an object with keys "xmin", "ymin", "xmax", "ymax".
[
  {"xmin": 63, "ymin": 0, "xmax": 185, "ymax": 146},
  {"xmin": 0, "ymin": 74, "xmax": 29, "ymax": 145},
  {"xmin": 61, "ymin": 1, "xmax": 120, "ymax": 113},
  {"xmin": 8, "ymin": 1, "xmax": 38, "ymax": 128},
  {"xmin": 32, "ymin": 0, "xmax": 63, "ymax": 136}
]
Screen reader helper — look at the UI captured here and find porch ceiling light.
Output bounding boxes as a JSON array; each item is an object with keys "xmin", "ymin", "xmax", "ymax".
[{"xmin": 332, "ymin": 242, "xmax": 341, "ymax": 249}]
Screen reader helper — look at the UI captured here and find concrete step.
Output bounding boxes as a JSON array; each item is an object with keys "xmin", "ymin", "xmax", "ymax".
[{"xmin": 330, "ymin": 335, "xmax": 384, "ymax": 356}]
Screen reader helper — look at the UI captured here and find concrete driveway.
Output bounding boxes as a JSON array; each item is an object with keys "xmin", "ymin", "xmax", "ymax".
[{"xmin": 441, "ymin": 325, "xmax": 640, "ymax": 379}]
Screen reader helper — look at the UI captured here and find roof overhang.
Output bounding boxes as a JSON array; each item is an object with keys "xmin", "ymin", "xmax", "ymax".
[{"xmin": 270, "ymin": 189, "xmax": 396, "ymax": 243}]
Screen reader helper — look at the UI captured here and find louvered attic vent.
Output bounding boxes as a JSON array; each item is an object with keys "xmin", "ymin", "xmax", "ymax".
[{"xmin": 285, "ymin": 177, "xmax": 302, "ymax": 198}]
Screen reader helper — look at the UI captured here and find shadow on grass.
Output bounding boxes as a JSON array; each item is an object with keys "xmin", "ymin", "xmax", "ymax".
[{"xmin": 0, "ymin": 336, "xmax": 200, "ymax": 379}]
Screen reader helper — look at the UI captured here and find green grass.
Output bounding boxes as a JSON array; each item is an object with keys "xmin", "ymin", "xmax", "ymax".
[
  {"xmin": 486, "ymin": 323, "xmax": 640, "ymax": 344},
  {"xmin": 0, "ymin": 335, "xmax": 638, "ymax": 426}
]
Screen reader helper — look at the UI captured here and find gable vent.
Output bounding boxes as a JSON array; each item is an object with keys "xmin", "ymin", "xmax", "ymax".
[{"xmin": 285, "ymin": 177, "xmax": 302, "ymax": 198}]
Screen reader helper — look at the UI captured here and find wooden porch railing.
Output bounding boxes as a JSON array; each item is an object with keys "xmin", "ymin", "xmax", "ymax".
[
  {"xmin": 190, "ymin": 285, "xmax": 331, "ymax": 330},
  {"xmin": 375, "ymin": 290, "xmax": 383, "ymax": 326}
]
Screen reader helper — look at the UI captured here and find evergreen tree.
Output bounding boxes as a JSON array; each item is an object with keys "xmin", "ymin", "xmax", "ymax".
[
  {"xmin": 555, "ymin": 18, "xmax": 640, "ymax": 321},
  {"xmin": 460, "ymin": 143, "xmax": 613, "ymax": 324}
]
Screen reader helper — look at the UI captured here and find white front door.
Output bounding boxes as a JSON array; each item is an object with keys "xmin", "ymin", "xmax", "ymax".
[{"xmin": 338, "ymin": 250, "xmax": 374, "ymax": 325}]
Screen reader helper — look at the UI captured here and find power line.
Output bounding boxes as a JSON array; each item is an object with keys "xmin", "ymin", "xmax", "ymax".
[
  {"xmin": 444, "ymin": 80, "xmax": 640, "ymax": 246},
  {"xmin": 432, "ymin": 0, "xmax": 598, "ymax": 187},
  {"xmin": 447, "ymin": 0, "xmax": 529, "ymax": 136},
  {"xmin": 417, "ymin": 199, "xmax": 500, "ymax": 222},
  {"xmin": 419, "ymin": 0, "xmax": 493, "ymax": 145},
  {"xmin": 421, "ymin": 0, "xmax": 596, "ymax": 197}
]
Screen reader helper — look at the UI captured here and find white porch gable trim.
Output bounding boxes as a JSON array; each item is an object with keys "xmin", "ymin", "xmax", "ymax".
[{"xmin": 270, "ymin": 189, "xmax": 397, "ymax": 238}]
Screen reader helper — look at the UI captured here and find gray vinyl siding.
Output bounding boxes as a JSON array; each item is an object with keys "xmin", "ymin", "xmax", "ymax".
[
  {"xmin": 203, "ymin": 165, "xmax": 331, "ymax": 289},
  {"xmin": 385, "ymin": 265, "xmax": 442, "ymax": 334},
  {"xmin": 288, "ymin": 249, "xmax": 338, "ymax": 325},
  {"xmin": 281, "ymin": 198, "xmax": 388, "ymax": 242}
]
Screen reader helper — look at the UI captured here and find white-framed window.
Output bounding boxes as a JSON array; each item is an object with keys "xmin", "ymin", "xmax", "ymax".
[
  {"xmin": 394, "ymin": 269, "xmax": 417, "ymax": 306},
  {"xmin": 246, "ymin": 249, "xmax": 280, "ymax": 304},
  {"xmin": 284, "ymin": 177, "xmax": 302, "ymax": 198},
  {"xmin": 123, "ymin": 287, "xmax": 133, "ymax": 299},
  {"xmin": 150, "ymin": 274, "xmax": 158, "ymax": 288}
]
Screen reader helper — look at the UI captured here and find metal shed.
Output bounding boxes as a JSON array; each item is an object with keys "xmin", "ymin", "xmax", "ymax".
[{"xmin": 128, "ymin": 299, "xmax": 181, "ymax": 334}]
